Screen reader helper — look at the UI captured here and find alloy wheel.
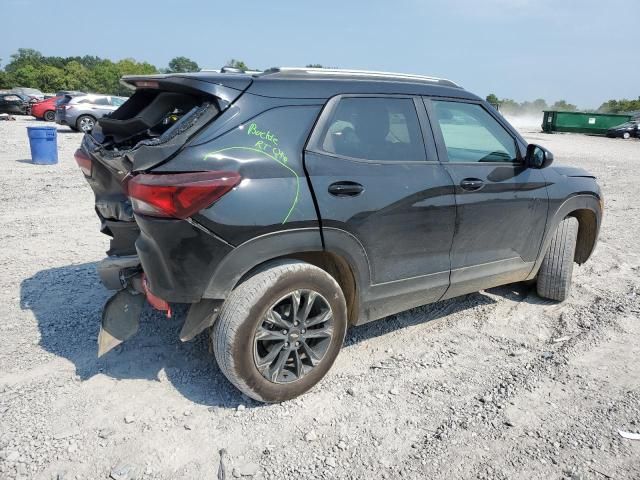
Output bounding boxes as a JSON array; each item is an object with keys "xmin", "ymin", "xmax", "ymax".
[
  {"xmin": 253, "ymin": 289, "xmax": 334, "ymax": 384},
  {"xmin": 79, "ymin": 116, "xmax": 95, "ymax": 132}
]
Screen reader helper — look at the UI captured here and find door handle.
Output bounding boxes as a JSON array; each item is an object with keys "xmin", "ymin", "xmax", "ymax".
[
  {"xmin": 328, "ymin": 181, "xmax": 364, "ymax": 197},
  {"xmin": 460, "ymin": 178, "xmax": 484, "ymax": 191}
]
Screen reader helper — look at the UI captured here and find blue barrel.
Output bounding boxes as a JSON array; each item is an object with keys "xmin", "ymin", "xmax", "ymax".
[{"xmin": 27, "ymin": 126, "xmax": 58, "ymax": 165}]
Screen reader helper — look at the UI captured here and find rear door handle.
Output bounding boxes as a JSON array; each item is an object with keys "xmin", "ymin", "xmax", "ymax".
[
  {"xmin": 460, "ymin": 178, "xmax": 484, "ymax": 191},
  {"xmin": 328, "ymin": 181, "xmax": 364, "ymax": 197}
]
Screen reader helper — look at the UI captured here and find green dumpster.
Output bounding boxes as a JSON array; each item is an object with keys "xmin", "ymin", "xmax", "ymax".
[{"xmin": 542, "ymin": 111, "xmax": 633, "ymax": 135}]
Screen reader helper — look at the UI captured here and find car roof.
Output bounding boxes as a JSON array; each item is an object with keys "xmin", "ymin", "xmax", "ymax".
[
  {"xmin": 244, "ymin": 67, "xmax": 477, "ymax": 99},
  {"xmin": 125, "ymin": 68, "xmax": 480, "ymax": 101}
]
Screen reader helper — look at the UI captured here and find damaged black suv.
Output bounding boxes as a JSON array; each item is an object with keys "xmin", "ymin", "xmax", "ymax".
[{"xmin": 76, "ymin": 68, "xmax": 603, "ymax": 402}]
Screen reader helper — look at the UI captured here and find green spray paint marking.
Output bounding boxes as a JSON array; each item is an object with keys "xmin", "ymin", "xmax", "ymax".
[{"xmin": 203, "ymin": 146, "xmax": 299, "ymax": 224}]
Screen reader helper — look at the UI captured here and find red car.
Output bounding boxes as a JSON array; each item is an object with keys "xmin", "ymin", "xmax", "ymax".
[{"xmin": 31, "ymin": 96, "xmax": 60, "ymax": 121}]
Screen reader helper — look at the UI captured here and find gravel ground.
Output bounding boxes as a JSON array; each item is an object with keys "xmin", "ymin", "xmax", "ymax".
[{"xmin": 0, "ymin": 116, "xmax": 639, "ymax": 480}]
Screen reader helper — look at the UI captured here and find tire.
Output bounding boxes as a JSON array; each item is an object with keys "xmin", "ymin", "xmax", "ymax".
[
  {"xmin": 76, "ymin": 115, "xmax": 96, "ymax": 133},
  {"xmin": 43, "ymin": 110, "xmax": 55, "ymax": 122},
  {"xmin": 622, "ymin": 132, "xmax": 631, "ymax": 139},
  {"xmin": 212, "ymin": 260, "xmax": 348, "ymax": 402},
  {"xmin": 536, "ymin": 217, "xmax": 579, "ymax": 301}
]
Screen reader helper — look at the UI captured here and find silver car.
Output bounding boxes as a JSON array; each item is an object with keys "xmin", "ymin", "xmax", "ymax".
[{"xmin": 55, "ymin": 94, "xmax": 127, "ymax": 132}]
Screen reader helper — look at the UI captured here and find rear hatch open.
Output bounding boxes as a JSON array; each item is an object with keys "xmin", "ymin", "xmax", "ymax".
[{"xmin": 78, "ymin": 73, "xmax": 252, "ymax": 256}]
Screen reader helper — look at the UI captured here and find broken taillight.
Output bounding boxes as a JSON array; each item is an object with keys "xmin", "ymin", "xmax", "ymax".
[
  {"xmin": 127, "ymin": 171, "xmax": 241, "ymax": 219},
  {"xmin": 74, "ymin": 149, "xmax": 93, "ymax": 176}
]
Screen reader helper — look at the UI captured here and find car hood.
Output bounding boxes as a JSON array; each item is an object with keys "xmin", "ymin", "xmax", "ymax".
[{"xmin": 551, "ymin": 165, "xmax": 596, "ymax": 179}]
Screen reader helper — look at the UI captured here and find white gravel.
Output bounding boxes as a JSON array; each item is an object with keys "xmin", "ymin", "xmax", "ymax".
[{"xmin": 0, "ymin": 117, "xmax": 639, "ymax": 480}]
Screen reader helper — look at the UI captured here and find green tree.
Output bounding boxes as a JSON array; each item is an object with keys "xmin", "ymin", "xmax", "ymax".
[
  {"xmin": 36, "ymin": 65, "xmax": 66, "ymax": 92},
  {"xmin": 226, "ymin": 58, "xmax": 250, "ymax": 70},
  {"xmin": 550, "ymin": 100, "xmax": 577, "ymax": 112},
  {"xmin": 5, "ymin": 48, "xmax": 44, "ymax": 73},
  {"xmin": 10, "ymin": 64, "xmax": 39, "ymax": 88},
  {"xmin": 0, "ymin": 70, "xmax": 10, "ymax": 89},
  {"xmin": 598, "ymin": 97, "xmax": 640, "ymax": 114},
  {"xmin": 485, "ymin": 93, "xmax": 499, "ymax": 104},
  {"xmin": 63, "ymin": 61, "xmax": 92, "ymax": 91},
  {"xmin": 167, "ymin": 56, "xmax": 199, "ymax": 73}
]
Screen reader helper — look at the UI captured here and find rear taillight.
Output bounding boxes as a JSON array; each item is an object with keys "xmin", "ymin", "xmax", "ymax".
[
  {"xmin": 74, "ymin": 149, "xmax": 93, "ymax": 176},
  {"xmin": 127, "ymin": 171, "xmax": 241, "ymax": 219}
]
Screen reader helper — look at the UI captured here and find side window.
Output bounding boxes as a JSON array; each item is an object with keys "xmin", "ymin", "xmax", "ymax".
[
  {"xmin": 94, "ymin": 97, "xmax": 110, "ymax": 106},
  {"xmin": 431, "ymin": 100, "xmax": 518, "ymax": 163},
  {"xmin": 320, "ymin": 97, "xmax": 426, "ymax": 161},
  {"xmin": 111, "ymin": 97, "xmax": 125, "ymax": 107}
]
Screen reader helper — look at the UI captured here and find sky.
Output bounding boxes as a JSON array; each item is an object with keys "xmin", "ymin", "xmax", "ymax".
[{"xmin": 2, "ymin": 0, "xmax": 638, "ymax": 108}]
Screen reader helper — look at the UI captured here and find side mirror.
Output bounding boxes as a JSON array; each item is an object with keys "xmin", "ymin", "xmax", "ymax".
[{"xmin": 526, "ymin": 144, "xmax": 554, "ymax": 169}]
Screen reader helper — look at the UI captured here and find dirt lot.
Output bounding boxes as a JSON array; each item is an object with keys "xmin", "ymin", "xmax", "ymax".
[{"xmin": 0, "ymin": 117, "xmax": 639, "ymax": 480}]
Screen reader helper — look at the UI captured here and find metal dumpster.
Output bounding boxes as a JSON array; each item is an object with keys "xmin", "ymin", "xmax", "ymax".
[{"xmin": 542, "ymin": 111, "xmax": 633, "ymax": 135}]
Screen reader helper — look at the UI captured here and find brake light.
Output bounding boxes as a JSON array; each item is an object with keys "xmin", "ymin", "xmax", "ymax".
[
  {"xmin": 135, "ymin": 80, "xmax": 159, "ymax": 89},
  {"xmin": 127, "ymin": 171, "xmax": 241, "ymax": 219},
  {"xmin": 74, "ymin": 149, "xmax": 93, "ymax": 176}
]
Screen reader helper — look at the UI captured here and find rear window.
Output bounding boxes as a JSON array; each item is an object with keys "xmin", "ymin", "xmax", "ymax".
[{"xmin": 319, "ymin": 97, "xmax": 426, "ymax": 162}]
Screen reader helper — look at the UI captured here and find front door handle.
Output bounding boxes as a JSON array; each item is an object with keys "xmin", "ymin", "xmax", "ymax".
[
  {"xmin": 460, "ymin": 178, "xmax": 484, "ymax": 191},
  {"xmin": 328, "ymin": 181, "xmax": 364, "ymax": 197}
]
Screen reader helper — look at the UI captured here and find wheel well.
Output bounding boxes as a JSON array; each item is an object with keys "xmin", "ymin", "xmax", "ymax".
[
  {"xmin": 240, "ymin": 252, "xmax": 359, "ymax": 326},
  {"xmin": 568, "ymin": 209, "xmax": 598, "ymax": 264}
]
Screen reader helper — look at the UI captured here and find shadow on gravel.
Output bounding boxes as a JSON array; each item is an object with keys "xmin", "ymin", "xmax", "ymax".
[
  {"xmin": 346, "ymin": 292, "xmax": 498, "ymax": 346},
  {"xmin": 22, "ymin": 262, "xmax": 535, "ymax": 407},
  {"xmin": 20, "ymin": 261, "xmax": 244, "ymax": 408},
  {"xmin": 486, "ymin": 282, "xmax": 557, "ymax": 306}
]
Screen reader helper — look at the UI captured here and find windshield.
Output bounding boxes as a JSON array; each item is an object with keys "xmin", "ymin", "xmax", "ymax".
[
  {"xmin": 21, "ymin": 88, "xmax": 43, "ymax": 95},
  {"xmin": 613, "ymin": 122, "xmax": 636, "ymax": 128}
]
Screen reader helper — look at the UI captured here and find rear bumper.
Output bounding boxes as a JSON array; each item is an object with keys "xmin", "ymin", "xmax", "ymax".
[
  {"xmin": 134, "ymin": 215, "xmax": 233, "ymax": 303},
  {"xmin": 55, "ymin": 111, "xmax": 73, "ymax": 126}
]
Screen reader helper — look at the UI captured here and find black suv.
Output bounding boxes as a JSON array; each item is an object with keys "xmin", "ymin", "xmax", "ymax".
[{"xmin": 76, "ymin": 68, "xmax": 603, "ymax": 402}]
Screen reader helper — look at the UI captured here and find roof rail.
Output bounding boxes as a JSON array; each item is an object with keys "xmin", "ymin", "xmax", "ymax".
[{"xmin": 261, "ymin": 67, "xmax": 459, "ymax": 87}]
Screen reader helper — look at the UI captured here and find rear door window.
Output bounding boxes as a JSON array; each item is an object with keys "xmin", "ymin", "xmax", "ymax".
[
  {"xmin": 94, "ymin": 97, "xmax": 110, "ymax": 106},
  {"xmin": 431, "ymin": 100, "xmax": 518, "ymax": 163},
  {"xmin": 319, "ymin": 97, "xmax": 426, "ymax": 161}
]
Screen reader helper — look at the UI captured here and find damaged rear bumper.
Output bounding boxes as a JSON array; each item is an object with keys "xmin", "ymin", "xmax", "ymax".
[{"xmin": 96, "ymin": 254, "xmax": 223, "ymax": 356}]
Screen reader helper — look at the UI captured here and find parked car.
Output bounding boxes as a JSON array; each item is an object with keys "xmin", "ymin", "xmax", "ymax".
[
  {"xmin": 76, "ymin": 68, "xmax": 603, "ymax": 402},
  {"xmin": 10, "ymin": 87, "xmax": 45, "ymax": 101},
  {"xmin": 606, "ymin": 121, "xmax": 639, "ymax": 139},
  {"xmin": 33, "ymin": 92, "xmax": 86, "ymax": 121},
  {"xmin": 56, "ymin": 90, "xmax": 85, "ymax": 97},
  {"xmin": 0, "ymin": 92, "xmax": 30, "ymax": 115},
  {"xmin": 31, "ymin": 96, "xmax": 61, "ymax": 121},
  {"xmin": 56, "ymin": 94, "xmax": 127, "ymax": 132}
]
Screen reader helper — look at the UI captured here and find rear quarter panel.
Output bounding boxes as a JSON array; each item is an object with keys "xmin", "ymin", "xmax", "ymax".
[{"xmin": 153, "ymin": 97, "xmax": 324, "ymax": 246}]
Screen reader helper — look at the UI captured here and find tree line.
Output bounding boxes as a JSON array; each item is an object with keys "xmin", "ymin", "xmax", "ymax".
[
  {"xmin": 486, "ymin": 93, "xmax": 640, "ymax": 115},
  {"xmin": 0, "ymin": 49, "xmax": 254, "ymax": 96},
  {"xmin": 1, "ymin": 49, "xmax": 636, "ymax": 113}
]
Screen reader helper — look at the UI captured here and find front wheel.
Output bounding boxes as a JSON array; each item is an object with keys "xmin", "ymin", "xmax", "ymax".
[
  {"xmin": 622, "ymin": 132, "xmax": 631, "ymax": 139},
  {"xmin": 76, "ymin": 115, "xmax": 96, "ymax": 133},
  {"xmin": 212, "ymin": 260, "xmax": 347, "ymax": 402},
  {"xmin": 536, "ymin": 217, "xmax": 578, "ymax": 301}
]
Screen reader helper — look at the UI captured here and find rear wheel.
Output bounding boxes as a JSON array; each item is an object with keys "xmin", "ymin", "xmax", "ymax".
[
  {"xmin": 536, "ymin": 217, "xmax": 579, "ymax": 301},
  {"xmin": 623, "ymin": 132, "xmax": 631, "ymax": 139},
  {"xmin": 212, "ymin": 260, "xmax": 347, "ymax": 402},
  {"xmin": 43, "ymin": 110, "xmax": 55, "ymax": 122},
  {"xmin": 76, "ymin": 115, "xmax": 96, "ymax": 132}
]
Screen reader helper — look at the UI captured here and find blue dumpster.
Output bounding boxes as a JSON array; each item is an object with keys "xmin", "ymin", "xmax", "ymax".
[{"xmin": 27, "ymin": 126, "xmax": 58, "ymax": 165}]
